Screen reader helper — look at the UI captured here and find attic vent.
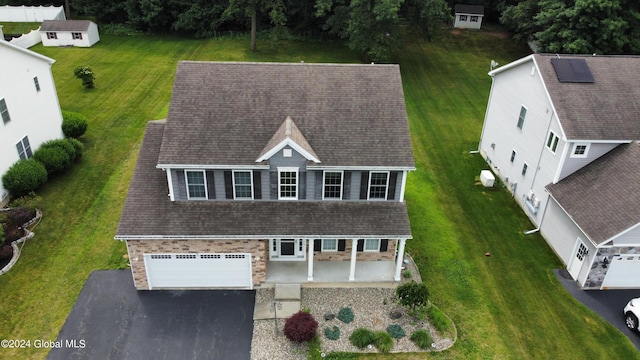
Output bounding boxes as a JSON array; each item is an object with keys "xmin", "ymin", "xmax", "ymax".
[{"xmin": 550, "ymin": 58, "xmax": 594, "ymax": 83}]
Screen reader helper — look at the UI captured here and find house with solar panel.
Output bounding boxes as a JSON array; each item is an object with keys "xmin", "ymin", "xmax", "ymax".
[
  {"xmin": 115, "ymin": 61, "xmax": 416, "ymax": 290},
  {"xmin": 478, "ymin": 54, "xmax": 640, "ymax": 289}
]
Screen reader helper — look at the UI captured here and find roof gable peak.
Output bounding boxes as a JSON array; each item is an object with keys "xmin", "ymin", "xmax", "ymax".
[{"xmin": 256, "ymin": 116, "xmax": 320, "ymax": 163}]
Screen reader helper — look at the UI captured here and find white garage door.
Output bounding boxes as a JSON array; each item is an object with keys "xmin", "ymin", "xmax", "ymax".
[
  {"xmin": 601, "ymin": 255, "xmax": 640, "ymax": 289},
  {"xmin": 144, "ymin": 253, "xmax": 252, "ymax": 289}
]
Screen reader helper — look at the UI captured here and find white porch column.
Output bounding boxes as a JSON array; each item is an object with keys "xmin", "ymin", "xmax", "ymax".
[
  {"xmin": 394, "ymin": 239, "xmax": 407, "ymax": 281},
  {"xmin": 165, "ymin": 168, "xmax": 175, "ymax": 201},
  {"xmin": 399, "ymin": 170, "xmax": 408, "ymax": 202},
  {"xmin": 307, "ymin": 239, "xmax": 314, "ymax": 281},
  {"xmin": 349, "ymin": 239, "xmax": 358, "ymax": 281}
]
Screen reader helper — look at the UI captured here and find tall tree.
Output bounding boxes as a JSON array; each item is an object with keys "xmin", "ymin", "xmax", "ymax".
[{"xmin": 225, "ymin": 0, "xmax": 287, "ymax": 52}]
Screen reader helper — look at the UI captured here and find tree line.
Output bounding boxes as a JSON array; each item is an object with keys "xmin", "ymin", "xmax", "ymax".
[{"xmin": 3, "ymin": 0, "xmax": 639, "ymax": 57}]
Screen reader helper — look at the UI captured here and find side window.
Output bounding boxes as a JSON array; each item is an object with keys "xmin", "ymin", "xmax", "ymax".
[
  {"xmin": 1, "ymin": 98, "xmax": 11, "ymax": 124},
  {"xmin": 546, "ymin": 131, "xmax": 560, "ymax": 153},
  {"xmin": 34, "ymin": 77, "xmax": 41, "ymax": 92},
  {"xmin": 517, "ymin": 106, "xmax": 527, "ymax": 129},
  {"xmin": 16, "ymin": 136, "xmax": 32, "ymax": 159}
]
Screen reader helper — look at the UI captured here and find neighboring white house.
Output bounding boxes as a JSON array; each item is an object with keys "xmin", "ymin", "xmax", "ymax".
[
  {"xmin": 39, "ymin": 20, "xmax": 99, "ymax": 47},
  {"xmin": 478, "ymin": 54, "xmax": 640, "ymax": 289},
  {"xmin": 454, "ymin": 4, "xmax": 484, "ymax": 29},
  {"xmin": 0, "ymin": 40, "xmax": 64, "ymax": 205}
]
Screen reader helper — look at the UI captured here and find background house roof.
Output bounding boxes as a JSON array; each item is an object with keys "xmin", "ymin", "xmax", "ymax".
[
  {"xmin": 40, "ymin": 20, "xmax": 93, "ymax": 32},
  {"xmin": 116, "ymin": 121, "xmax": 413, "ymax": 238},
  {"xmin": 158, "ymin": 61, "xmax": 415, "ymax": 168},
  {"xmin": 534, "ymin": 54, "xmax": 640, "ymax": 141},
  {"xmin": 454, "ymin": 5, "xmax": 484, "ymax": 15},
  {"xmin": 546, "ymin": 142, "xmax": 640, "ymax": 245}
]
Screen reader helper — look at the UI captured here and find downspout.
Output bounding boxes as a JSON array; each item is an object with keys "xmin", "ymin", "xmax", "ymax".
[{"xmin": 523, "ymin": 191, "xmax": 551, "ymax": 235}]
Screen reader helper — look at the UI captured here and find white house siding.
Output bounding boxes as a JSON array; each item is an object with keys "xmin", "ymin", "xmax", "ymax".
[
  {"xmin": 479, "ymin": 58, "xmax": 562, "ymax": 226},
  {"xmin": 609, "ymin": 224, "xmax": 640, "ymax": 245},
  {"xmin": 41, "ymin": 22, "xmax": 100, "ymax": 48},
  {"xmin": 0, "ymin": 42, "xmax": 64, "ymax": 201},
  {"xmin": 453, "ymin": 14, "xmax": 483, "ymax": 29},
  {"xmin": 557, "ymin": 142, "xmax": 620, "ymax": 181}
]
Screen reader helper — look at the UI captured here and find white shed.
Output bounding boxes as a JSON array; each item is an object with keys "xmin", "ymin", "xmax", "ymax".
[
  {"xmin": 454, "ymin": 4, "xmax": 484, "ymax": 30},
  {"xmin": 39, "ymin": 20, "xmax": 100, "ymax": 47}
]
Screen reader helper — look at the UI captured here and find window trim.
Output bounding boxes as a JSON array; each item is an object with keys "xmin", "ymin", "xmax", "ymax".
[
  {"xmin": 16, "ymin": 136, "xmax": 32, "ymax": 160},
  {"xmin": 521, "ymin": 163, "xmax": 528, "ymax": 177},
  {"xmin": 322, "ymin": 170, "xmax": 343, "ymax": 200},
  {"xmin": 33, "ymin": 77, "xmax": 41, "ymax": 92},
  {"xmin": 232, "ymin": 170, "xmax": 254, "ymax": 199},
  {"xmin": 517, "ymin": 106, "xmax": 527, "ymax": 129},
  {"xmin": 185, "ymin": 170, "xmax": 207, "ymax": 200},
  {"xmin": 278, "ymin": 167, "xmax": 298, "ymax": 200},
  {"xmin": 46, "ymin": 32, "xmax": 57, "ymax": 39},
  {"xmin": 459, "ymin": 15, "xmax": 468, "ymax": 21},
  {"xmin": 546, "ymin": 131, "xmax": 560, "ymax": 154},
  {"xmin": 321, "ymin": 239, "xmax": 338, "ymax": 252},
  {"xmin": 72, "ymin": 32, "xmax": 83, "ymax": 40},
  {"xmin": 0, "ymin": 98, "xmax": 10, "ymax": 124},
  {"xmin": 368, "ymin": 171, "xmax": 389, "ymax": 200},
  {"xmin": 470, "ymin": 16, "xmax": 479, "ymax": 22},
  {"xmin": 570, "ymin": 143, "xmax": 590, "ymax": 158},
  {"xmin": 364, "ymin": 239, "xmax": 381, "ymax": 252},
  {"xmin": 510, "ymin": 150, "xmax": 516, "ymax": 163}
]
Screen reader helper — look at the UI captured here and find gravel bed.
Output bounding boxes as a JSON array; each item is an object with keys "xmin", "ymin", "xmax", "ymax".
[{"xmin": 250, "ymin": 256, "xmax": 454, "ymax": 359}]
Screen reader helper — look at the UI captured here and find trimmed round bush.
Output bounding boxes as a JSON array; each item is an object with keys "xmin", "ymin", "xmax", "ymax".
[
  {"xmin": 395, "ymin": 281, "xmax": 429, "ymax": 310},
  {"xmin": 61, "ymin": 111, "xmax": 88, "ymax": 138},
  {"xmin": 410, "ymin": 329, "xmax": 433, "ymax": 350},
  {"xmin": 373, "ymin": 331, "xmax": 393, "ymax": 353},
  {"xmin": 284, "ymin": 311, "xmax": 318, "ymax": 343},
  {"xmin": 41, "ymin": 139, "xmax": 78, "ymax": 161},
  {"xmin": 33, "ymin": 145, "xmax": 71, "ymax": 174},
  {"xmin": 2, "ymin": 159, "xmax": 47, "ymax": 197},
  {"xmin": 324, "ymin": 325, "xmax": 340, "ymax": 340},
  {"xmin": 337, "ymin": 307, "xmax": 354, "ymax": 323},
  {"xmin": 386, "ymin": 324, "xmax": 405, "ymax": 339},
  {"xmin": 66, "ymin": 138, "xmax": 85, "ymax": 159},
  {"xmin": 349, "ymin": 328, "xmax": 375, "ymax": 349}
]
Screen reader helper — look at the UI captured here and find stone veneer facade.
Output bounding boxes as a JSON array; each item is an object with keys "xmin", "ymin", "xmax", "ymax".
[
  {"xmin": 126, "ymin": 239, "xmax": 269, "ymax": 290},
  {"xmin": 311, "ymin": 239, "xmax": 397, "ymax": 262},
  {"xmin": 584, "ymin": 246, "xmax": 640, "ymax": 288}
]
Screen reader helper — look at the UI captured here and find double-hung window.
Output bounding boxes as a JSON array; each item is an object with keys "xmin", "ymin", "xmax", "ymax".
[
  {"xmin": 323, "ymin": 171, "xmax": 343, "ymax": 200},
  {"xmin": 546, "ymin": 131, "xmax": 559, "ymax": 153},
  {"xmin": 278, "ymin": 167, "xmax": 298, "ymax": 200},
  {"xmin": 72, "ymin": 32, "xmax": 83, "ymax": 40},
  {"xmin": 368, "ymin": 172, "xmax": 389, "ymax": 200},
  {"xmin": 1, "ymin": 98, "xmax": 10, "ymax": 124},
  {"xmin": 322, "ymin": 239, "xmax": 338, "ymax": 252},
  {"xmin": 517, "ymin": 106, "xmax": 527, "ymax": 129},
  {"xmin": 233, "ymin": 170, "xmax": 253, "ymax": 199},
  {"xmin": 185, "ymin": 170, "xmax": 207, "ymax": 199},
  {"xmin": 364, "ymin": 239, "xmax": 380, "ymax": 252},
  {"xmin": 16, "ymin": 136, "xmax": 32, "ymax": 160}
]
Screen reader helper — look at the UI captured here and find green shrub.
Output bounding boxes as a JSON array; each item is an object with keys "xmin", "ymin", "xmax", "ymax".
[
  {"xmin": 66, "ymin": 138, "xmax": 85, "ymax": 159},
  {"xmin": 73, "ymin": 66, "xmax": 96, "ymax": 88},
  {"xmin": 337, "ymin": 307, "xmax": 354, "ymax": 323},
  {"xmin": 284, "ymin": 311, "xmax": 318, "ymax": 343},
  {"xmin": 427, "ymin": 305, "xmax": 450, "ymax": 333},
  {"xmin": 402, "ymin": 269, "xmax": 412, "ymax": 279},
  {"xmin": 2, "ymin": 159, "xmax": 47, "ymax": 197},
  {"xmin": 324, "ymin": 325, "xmax": 340, "ymax": 340},
  {"xmin": 306, "ymin": 335, "xmax": 322, "ymax": 360},
  {"xmin": 349, "ymin": 328, "xmax": 375, "ymax": 349},
  {"xmin": 41, "ymin": 139, "xmax": 78, "ymax": 161},
  {"xmin": 410, "ymin": 329, "xmax": 433, "ymax": 350},
  {"xmin": 61, "ymin": 111, "xmax": 89, "ymax": 138},
  {"xmin": 395, "ymin": 281, "xmax": 429, "ymax": 310},
  {"xmin": 386, "ymin": 324, "xmax": 405, "ymax": 339},
  {"xmin": 9, "ymin": 192, "xmax": 41, "ymax": 212},
  {"xmin": 33, "ymin": 145, "xmax": 71, "ymax": 174},
  {"xmin": 373, "ymin": 331, "xmax": 393, "ymax": 353},
  {"xmin": 324, "ymin": 353, "xmax": 356, "ymax": 359}
]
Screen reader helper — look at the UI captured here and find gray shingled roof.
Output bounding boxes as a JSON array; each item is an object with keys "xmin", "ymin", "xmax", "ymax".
[
  {"xmin": 40, "ymin": 20, "xmax": 93, "ymax": 32},
  {"xmin": 158, "ymin": 61, "xmax": 415, "ymax": 168},
  {"xmin": 116, "ymin": 121, "xmax": 412, "ymax": 238},
  {"xmin": 534, "ymin": 54, "xmax": 640, "ymax": 140},
  {"xmin": 454, "ymin": 5, "xmax": 484, "ymax": 15},
  {"xmin": 546, "ymin": 142, "xmax": 640, "ymax": 245}
]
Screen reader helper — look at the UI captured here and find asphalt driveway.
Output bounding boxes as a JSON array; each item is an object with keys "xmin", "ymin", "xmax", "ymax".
[
  {"xmin": 554, "ymin": 269, "xmax": 640, "ymax": 350},
  {"xmin": 47, "ymin": 270, "xmax": 255, "ymax": 360}
]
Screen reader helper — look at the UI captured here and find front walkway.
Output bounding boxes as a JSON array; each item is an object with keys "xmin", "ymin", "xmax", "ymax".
[{"xmin": 263, "ymin": 260, "xmax": 397, "ymax": 286}]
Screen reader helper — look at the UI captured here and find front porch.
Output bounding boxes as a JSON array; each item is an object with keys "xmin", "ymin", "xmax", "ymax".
[{"xmin": 263, "ymin": 260, "xmax": 398, "ymax": 286}]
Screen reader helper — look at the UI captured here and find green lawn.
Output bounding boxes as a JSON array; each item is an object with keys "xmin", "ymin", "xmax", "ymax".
[{"xmin": 0, "ymin": 30, "xmax": 637, "ymax": 359}]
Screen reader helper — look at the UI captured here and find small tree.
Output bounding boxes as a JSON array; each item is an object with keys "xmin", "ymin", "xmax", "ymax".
[
  {"xmin": 283, "ymin": 311, "xmax": 318, "ymax": 342},
  {"xmin": 395, "ymin": 281, "xmax": 429, "ymax": 311},
  {"xmin": 73, "ymin": 66, "xmax": 96, "ymax": 88}
]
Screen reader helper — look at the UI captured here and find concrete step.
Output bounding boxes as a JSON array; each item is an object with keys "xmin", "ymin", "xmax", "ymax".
[
  {"xmin": 253, "ymin": 300, "xmax": 300, "ymax": 320},
  {"xmin": 275, "ymin": 283, "xmax": 301, "ymax": 300}
]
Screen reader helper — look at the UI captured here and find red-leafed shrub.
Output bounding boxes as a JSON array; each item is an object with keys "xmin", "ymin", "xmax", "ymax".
[{"xmin": 284, "ymin": 311, "xmax": 318, "ymax": 342}]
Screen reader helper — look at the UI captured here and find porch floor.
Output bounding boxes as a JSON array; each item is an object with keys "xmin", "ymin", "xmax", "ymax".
[{"xmin": 262, "ymin": 260, "xmax": 398, "ymax": 287}]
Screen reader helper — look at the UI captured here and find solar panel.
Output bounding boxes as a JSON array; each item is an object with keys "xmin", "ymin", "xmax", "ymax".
[{"xmin": 550, "ymin": 58, "xmax": 595, "ymax": 83}]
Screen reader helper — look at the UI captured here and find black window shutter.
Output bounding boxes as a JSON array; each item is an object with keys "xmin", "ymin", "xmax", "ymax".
[
  {"xmin": 387, "ymin": 172, "xmax": 398, "ymax": 200},
  {"xmin": 314, "ymin": 239, "xmax": 321, "ymax": 252},
  {"xmin": 357, "ymin": 239, "xmax": 364, "ymax": 252},
  {"xmin": 359, "ymin": 172, "xmax": 369, "ymax": 200},
  {"xmin": 224, "ymin": 171, "xmax": 233, "ymax": 199},
  {"xmin": 253, "ymin": 171, "xmax": 262, "ymax": 199},
  {"xmin": 380, "ymin": 239, "xmax": 388, "ymax": 252},
  {"xmin": 338, "ymin": 239, "xmax": 346, "ymax": 251},
  {"xmin": 342, "ymin": 172, "xmax": 351, "ymax": 200},
  {"xmin": 206, "ymin": 170, "xmax": 215, "ymax": 199}
]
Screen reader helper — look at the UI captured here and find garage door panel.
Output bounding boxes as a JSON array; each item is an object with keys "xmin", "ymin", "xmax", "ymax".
[
  {"xmin": 145, "ymin": 253, "xmax": 252, "ymax": 289},
  {"xmin": 601, "ymin": 255, "xmax": 640, "ymax": 289}
]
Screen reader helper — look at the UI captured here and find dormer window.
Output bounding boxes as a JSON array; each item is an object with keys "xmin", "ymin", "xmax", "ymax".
[
  {"xmin": 233, "ymin": 170, "xmax": 253, "ymax": 199},
  {"xmin": 368, "ymin": 172, "xmax": 389, "ymax": 200},
  {"xmin": 185, "ymin": 170, "xmax": 207, "ymax": 199},
  {"xmin": 323, "ymin": 171, "xmax": 343, "ymax": 200},
  {"xmin": 278, "ymin": 167, "xmax": 298, "ymax": 200}
]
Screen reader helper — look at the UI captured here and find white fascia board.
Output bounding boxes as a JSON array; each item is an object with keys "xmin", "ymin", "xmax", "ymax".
[
  {"xmin": 255, "ymin": 138, "xmax": 321, "ymax": 163},
  {"xmin": 599, "ymin": 221, "xmax": 640, "ymax": 247},
  {"xmin": 157, "ymin": 164, "xmax": 270, "ymax": 170},
  {"xmin": 488, "ymin": 54, "xmax": 535, "ymax": 77},
  {"xmin": 307, "ymin": 165, "xmax": 416, "ymax": 171},
  {"xmin": 0, "ymin": 40, "xmax": 55, "ymax": 64},
  {"xmin": 565, "ymin": 139, "xmax": 633, "ymax": 144},
  {"xmin": 115, "ymin": 234, "xmax": 413, "ymax": 240}
]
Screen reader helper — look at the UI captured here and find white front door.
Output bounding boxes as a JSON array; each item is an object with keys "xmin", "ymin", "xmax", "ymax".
[
  {"xmin": 567, "ymin": 239, "xmax": 588, "ymax": 280},
  {"xmin": 270, "ymin": 239, "xmax": 306, "ymax": 260}
]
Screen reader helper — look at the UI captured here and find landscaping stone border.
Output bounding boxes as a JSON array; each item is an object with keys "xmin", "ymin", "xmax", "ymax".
[{"xmin": 0, "ymin": 208, "xmax": 42, "ymax": 275}]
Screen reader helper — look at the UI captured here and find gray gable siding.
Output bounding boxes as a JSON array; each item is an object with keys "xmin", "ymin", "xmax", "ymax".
[
  {"xmin": 349, "ymin": 172, "xmax": 362, "ymax": 200},
  {"xmin": 269, "ymin": 146, "xmax": 308, "ymax": 200},
  {"xmin": 214, "ymin": 170, "xmax": 226, "ymax": 199},
  {"xmin": 172, "ymin": 169, "xmax": 187, "ymax": 200},
  {"xmin": 558, "ymin": 142, "xmax": 619, "ymax": 181}
]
